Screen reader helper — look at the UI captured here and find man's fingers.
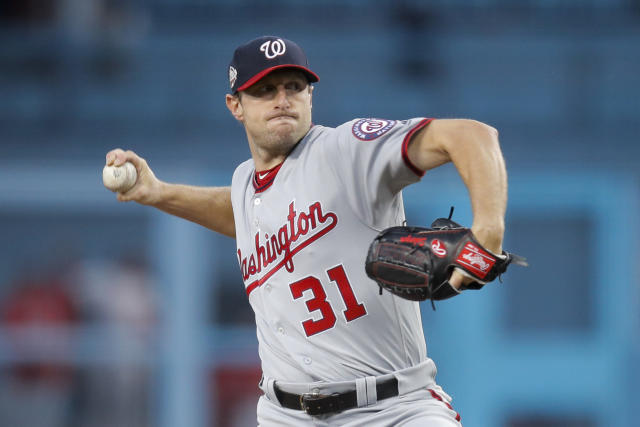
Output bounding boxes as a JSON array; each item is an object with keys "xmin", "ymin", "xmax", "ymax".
[
  {"xmin": 114, "ymin": 151, "xmax": 131, "ymax": 167},
  {"xmin": 105, "ymin": 148, "xmax": 142, "ymax": 168},
  {"xmin": 117, "ymin": 190, "xmax": 136, "ymax": 202},
  {"xmin": 105, "ymin": 148, "xmax": 124, "ymax": 166},
  {"xmin": 105, "ymin": 148, "xmax": 156, "ymax": 205},
  {"xmin": 105, "ymin": 149, "xmax": 128, "ymax": 166},
  {"xmin": 448, "ymin": 269, "xmax": 473, "ymax": 290},
  {"xmin": 448, "ymin": 270, "xmax": 463, "ymax": 290}
]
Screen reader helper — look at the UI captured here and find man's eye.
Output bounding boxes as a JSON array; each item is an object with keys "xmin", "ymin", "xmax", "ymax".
[{"xmin": 252, "ymin": 85, "xmax": 274, "ymax": 95}]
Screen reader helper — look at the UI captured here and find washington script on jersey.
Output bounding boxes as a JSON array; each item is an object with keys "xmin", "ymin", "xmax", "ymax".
[{"xmin": 239, "ymin": 200, "xmax": 338, "ymax": 293}]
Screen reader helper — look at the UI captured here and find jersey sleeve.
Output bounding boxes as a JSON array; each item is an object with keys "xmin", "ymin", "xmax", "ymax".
[{"xmin": 326, "ymin": 117, "xmax": 433, "ymax": 227}]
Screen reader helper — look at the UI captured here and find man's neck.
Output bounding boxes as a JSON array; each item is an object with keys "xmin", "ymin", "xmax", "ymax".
[
  {"xmin": 249, "ymin": 132, "xmax": 309, "ymax": 171},
  {"xmin": 254, "ymin": 156, "xmax": 286, "ymax": 172}
]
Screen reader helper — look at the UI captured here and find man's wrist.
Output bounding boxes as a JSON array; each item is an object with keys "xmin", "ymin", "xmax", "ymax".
[
  {"xmin": 470, "ymin": 223, "xmax": 504, "ymax": 254},
  {"xmin": 145, "ymin": 180, "xmax": 169, "ymax": 207}
]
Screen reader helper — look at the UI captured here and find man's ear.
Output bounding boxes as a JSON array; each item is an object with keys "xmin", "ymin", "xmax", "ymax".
[
  {"xmin": 308, "ymin": 85, "xmax": 314, "ymax": 110},
  {"xmin": 225, "ymin": 94, "xmax": 244, "ymax": 122}
]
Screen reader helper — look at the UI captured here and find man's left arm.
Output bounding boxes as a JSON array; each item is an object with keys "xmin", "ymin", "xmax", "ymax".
[{"xmin": 406, "ymin": 119, "xmax": 507, "ymax": 289}]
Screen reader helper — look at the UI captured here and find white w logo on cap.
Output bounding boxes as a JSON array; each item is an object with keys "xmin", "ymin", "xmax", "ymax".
[{"xmin": 260, "ymin": 39, "xmax": 286, "ymax": 59}]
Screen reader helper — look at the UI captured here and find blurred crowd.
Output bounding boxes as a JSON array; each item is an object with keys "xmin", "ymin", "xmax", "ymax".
[{"xmin": 0, "ymin": 257, "xmax": 155, "ymax": 427}]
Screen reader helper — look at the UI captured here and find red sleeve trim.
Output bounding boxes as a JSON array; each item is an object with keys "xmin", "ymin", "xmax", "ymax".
[{"xmin": 401, "ymin": 118, "xmax": 434, "ymax": 177}]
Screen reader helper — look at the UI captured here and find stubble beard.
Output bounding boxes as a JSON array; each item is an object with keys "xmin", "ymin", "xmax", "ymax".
[
  {"xmin": 253, "ymin": 120, "xmax": 309, "ymax": 158},
  {"xmin": 268, "ymin": 126, "xmax": 301, "ymax": 154}
]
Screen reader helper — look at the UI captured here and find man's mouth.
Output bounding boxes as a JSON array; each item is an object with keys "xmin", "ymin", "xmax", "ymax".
[{"xmin": 268, "ymin": 113, "xmax": 297, "ymax": 121}]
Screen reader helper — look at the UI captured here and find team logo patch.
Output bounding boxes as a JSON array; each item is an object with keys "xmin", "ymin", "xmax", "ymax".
[
  {"xmin": 260, "ymin": 38, "xmax": 286, "ymax": 59},
  {"xmin": 430, "ymin": 239, "xmax": 447, "ymax": 258},
  {"xmin": 455, "ymin": 242, "xmax": 496, "ymax": 279},
  {"xmin": 229, "ymin": 66, "xmax": 238, "ymax": 89},
  {"xmin": 352, "ymin": 118, "xmax": 396, "ymax": 141}
]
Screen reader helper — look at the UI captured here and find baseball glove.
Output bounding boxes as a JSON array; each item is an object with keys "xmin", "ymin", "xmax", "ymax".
[{"xmin": 365, "ymin": 211, "xmax": 527, "ymax": 305}]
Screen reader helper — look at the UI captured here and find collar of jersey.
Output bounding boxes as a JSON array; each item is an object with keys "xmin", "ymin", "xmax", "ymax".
[
  {"xmin": 253, "ymin": 162, "xmax": 284, "ymax": 193},
  {"xmin": 251, "ymin": 125, "xmax": 318, "ymax": 193}
]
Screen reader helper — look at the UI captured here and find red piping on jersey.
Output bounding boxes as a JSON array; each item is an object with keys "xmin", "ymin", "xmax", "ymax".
[
  {"xmin": 245, "ymin": 211, "xmax": 338, "ymax": 297},
  {"xmin": 428, "ymin": 388, "xmax": 461, "ymax": 422},
  {"xmin": 401, "ymin": 118, "xmax": 433, "ymax": 177}
]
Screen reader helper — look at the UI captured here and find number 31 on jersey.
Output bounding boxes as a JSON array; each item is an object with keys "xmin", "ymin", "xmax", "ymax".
[{"xmin": 289, "ymin": 264, "xmax": 368, "ymax": 337}]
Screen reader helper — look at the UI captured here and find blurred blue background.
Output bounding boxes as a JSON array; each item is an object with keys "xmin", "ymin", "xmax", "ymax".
[{"xmin": 0, "ymin": 1, "xmax": 638, "ymax": 426}]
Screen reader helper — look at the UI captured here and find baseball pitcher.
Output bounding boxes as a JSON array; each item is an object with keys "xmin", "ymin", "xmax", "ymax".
[{"xmin": 105, "ymin": 36, "xmax": 522, "ymax": 426}]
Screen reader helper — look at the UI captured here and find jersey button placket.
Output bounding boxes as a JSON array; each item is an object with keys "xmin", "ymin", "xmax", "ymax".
[{"xmin": 252, "ymin": 196, "xmax": 261, "ymax": 231}]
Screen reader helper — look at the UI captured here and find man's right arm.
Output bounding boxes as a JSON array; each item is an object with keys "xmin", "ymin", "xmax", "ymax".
[{"xmin": 106, "ymin": 149, "xmax": 235, "ymax": 238}]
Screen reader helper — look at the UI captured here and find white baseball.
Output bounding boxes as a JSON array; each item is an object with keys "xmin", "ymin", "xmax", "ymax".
[{"xmin": 102, "ymin": 162, "xmax": 138, "ymax": 192}]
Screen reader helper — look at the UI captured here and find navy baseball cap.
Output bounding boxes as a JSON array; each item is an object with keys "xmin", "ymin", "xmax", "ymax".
[{"xmin": 228, "ymin": 36, "xmax": 319, "ymax": 93}]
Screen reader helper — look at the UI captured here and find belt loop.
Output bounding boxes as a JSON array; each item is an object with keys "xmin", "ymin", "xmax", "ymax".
[
  {"xmin": 355, "ymin": 378, "xmax": 367, "ymax": 407},
  {"xmin": 263, "ymin": 378, "xmax": 278, "ymax": 403},
  {"xmin": 365, "ymin": 376, "xmax": 377, "ymax": 405},
  {"xmin": 356, "ymin": 376, "xmax": 378, "ymax": 407},
  {"xmin": 394, "ymin": 359, "xmax": 437, "ymax": 395}
]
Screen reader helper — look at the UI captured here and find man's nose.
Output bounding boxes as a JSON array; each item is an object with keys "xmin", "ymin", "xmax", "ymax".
[{"xmin": 275, "ymin": 87, "xmax": 291, "ymax": 107}]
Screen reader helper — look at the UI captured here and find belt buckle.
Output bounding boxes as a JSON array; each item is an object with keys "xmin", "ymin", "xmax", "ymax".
[{"xmin": 300, "ymin": 391, "xmax": 323, "ymax": 415}]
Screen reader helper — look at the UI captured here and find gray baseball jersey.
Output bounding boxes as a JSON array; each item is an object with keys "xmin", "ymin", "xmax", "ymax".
[{"xmin": 231, "ymin": 117, "xmax": 434, "ymax": 384}]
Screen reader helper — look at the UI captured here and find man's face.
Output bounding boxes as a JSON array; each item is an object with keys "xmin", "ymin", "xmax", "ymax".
[{"xmin": 226, "ymin": 69, "xmax": 313, "ymax": 159}]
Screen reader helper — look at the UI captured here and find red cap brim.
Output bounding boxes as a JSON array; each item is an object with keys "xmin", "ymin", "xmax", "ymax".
[{"xmin": 237, "ymin": 64, "xmax": 320, "ymax": 92}]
